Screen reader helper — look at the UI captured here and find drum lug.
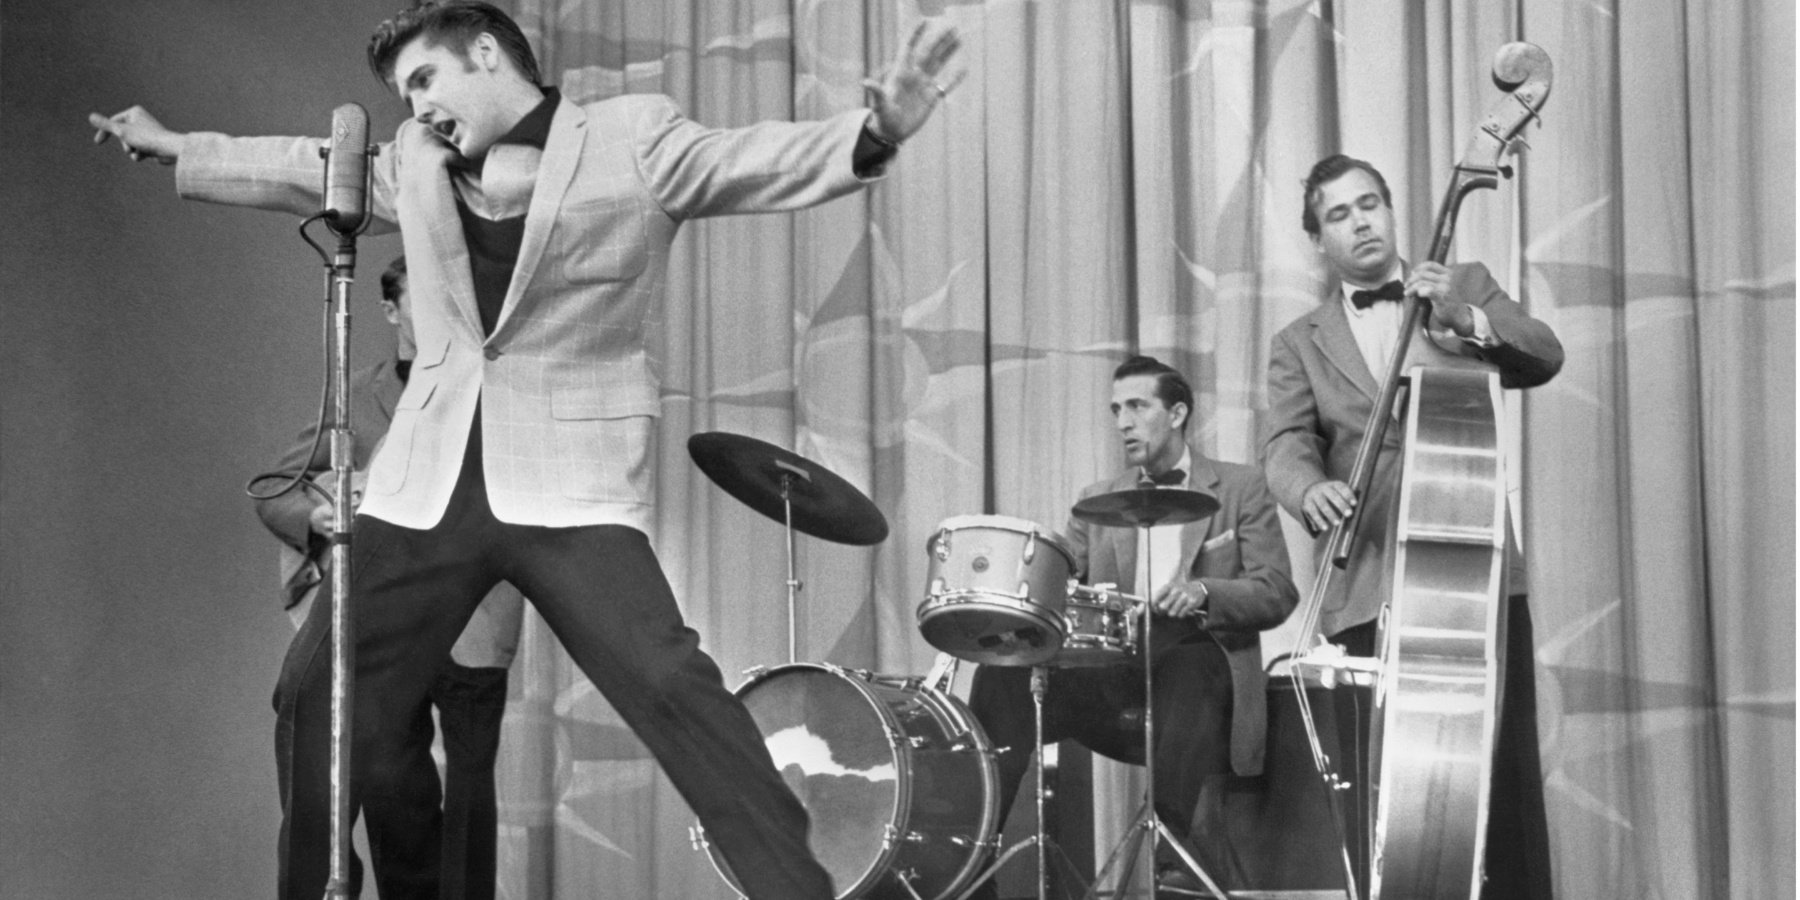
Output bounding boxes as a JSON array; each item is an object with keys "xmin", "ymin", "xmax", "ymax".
[
  {"xmin": 932, "ymin": 530, "xmax": 951, "ymax": 562},
  {"xmin": 739, "ymin": 664, "xmax": 768, "ymax": 680},
  {"xmin": 687, "ymin": 825, "xmax": 710, "ymax": 852},
  {"xmin": 1022, "ymin": 530, "xmax": 1037, "ymax": 564}
]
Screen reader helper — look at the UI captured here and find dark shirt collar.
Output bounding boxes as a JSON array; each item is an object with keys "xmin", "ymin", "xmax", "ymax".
[{"xmin": 448, "ymin": 87, "xmax": 560, "ymax": 171}]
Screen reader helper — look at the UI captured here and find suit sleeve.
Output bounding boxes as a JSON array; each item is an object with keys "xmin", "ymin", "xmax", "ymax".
[
  {"xmin": 1261, "ymin": 326, "xmax": 1331, "ymax": 525},
  {"xmin": 176, "ymin": 133, "xmax": 400, "ymax": 233},
  {"xmin": 252, "ymin": 413, "xmax": 330, "ymax": 557},
  {"xmin": 1061, "ymin": 487, "xmax": 1096, "ymax": 582},
  {"xmin": 629, "ymin": 96, "xmax": 875, "ymax": 221},
  {"xmin": 1196, "ymin": 473, "xmax": 1298, "ymax": 632},
  {"xmin": 1453, "ymin": 262, "xmax": 1563, "ymax": 388}
]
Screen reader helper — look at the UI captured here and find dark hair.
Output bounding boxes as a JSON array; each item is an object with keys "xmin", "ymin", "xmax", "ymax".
[
  {"xmin": 368, "ymin": 1, "xmax": 541, "ymax": 87},
  {"xmin": 379, "ymin": 256, "xmax": 408, "ymax": 304},
  {"xmin": 1301, "ymin": 153, "xmax": 1391, "ymax": 236},
  {"xmin": 1113, "ymin": 355, "xmax": 1194, "ymax": 430}
]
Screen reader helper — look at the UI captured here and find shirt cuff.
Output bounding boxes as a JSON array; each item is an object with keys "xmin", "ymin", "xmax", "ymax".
[
  {"xmin": 1462, "ymin": 305, "xmax": 1500, "ymax": 348},
  {"xmin": 852, "ymin": 119, "xmax": 899, "ymax": 178}
]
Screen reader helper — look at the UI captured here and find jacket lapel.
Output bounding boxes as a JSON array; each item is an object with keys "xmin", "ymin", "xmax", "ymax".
[
  {"xmin": 1310, "ymin": 292, "xmax": 1381, "ymax": 402},
  {"xmin": 1177, "ymin": 453, "xmax": 1223, "ymax": 577},
  {"xmin": 492, "ymin": 98, "xmax": 585, "ymax": 339},
  {"xmin": 399, "ymin": 125, "xmax": 486, "ymax": 338}
]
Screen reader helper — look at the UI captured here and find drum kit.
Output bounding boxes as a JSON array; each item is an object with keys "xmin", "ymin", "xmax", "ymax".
[{"xmin": 686, "ymin": 432, "xmax": 1225, "ymax": 900}]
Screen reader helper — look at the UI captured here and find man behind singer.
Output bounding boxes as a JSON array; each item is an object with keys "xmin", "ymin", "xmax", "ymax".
[
  {"xmin": 89, "ymin": 3, "xmax": 961, "ymax": 898},
  {"xmin": 253, "ymin": 256, "xmax": 525, "ymax": 900},
  {"xmin": 1262, "ymin": 153, "xmax": 1562, "ymax": 898}
]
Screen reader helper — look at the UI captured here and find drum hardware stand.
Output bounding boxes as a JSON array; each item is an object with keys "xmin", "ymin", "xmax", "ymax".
[
  {"xmin": 1082, "ymin": 525, "xmax": 1228, "ymax": 900},
  {"xmin": 772, "ymin": 460, "xmax": 810, "ymax": 664},
  {"xmin": 935, "ymin": 658, "xmax": 1062, "ymax": 900}
]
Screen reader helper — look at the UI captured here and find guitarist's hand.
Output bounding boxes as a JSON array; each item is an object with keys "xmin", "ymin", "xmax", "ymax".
[
  {"xmin": 308, "ymin": 502, "xmax": 334, "ymax": 537},
  {"xmin": 306, "ymin": 470, "xmax": 367, "ymax": 536},
  {"xmin": 1302, "ymin": 480, "xmax": 1356, "ymax": 532}
]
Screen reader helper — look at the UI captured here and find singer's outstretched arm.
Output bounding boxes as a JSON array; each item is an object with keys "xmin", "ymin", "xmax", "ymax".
[
  {"xmin": 89, "ymin": 105, "xmax": 401, "ymax": 231},
  {"xmin": 89, "ymin": 107, "xmax": 187, "ymax": 164}
]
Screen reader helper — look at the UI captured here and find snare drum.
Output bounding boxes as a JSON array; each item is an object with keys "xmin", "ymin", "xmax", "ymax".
[
  {"xmin": 1055, "ymin": 583, "xmax": 1141, "ymax": 666},
  {"xmin": 916, "ymin": 515, "xmax": 1077, "ymax": 666},
  {"xmin": 698, "ymin": 663, "xmax": 999, "ymax": 900}
]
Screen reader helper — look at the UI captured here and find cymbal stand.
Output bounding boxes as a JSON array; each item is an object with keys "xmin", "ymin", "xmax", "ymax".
[
  {"xmin": 1082, "ymin": 524, "xmax": 1228, "ymax": 900},
  {"xmin": 773, "ymin": 461, "xmax": 810, "ymax": 664},
  {"xmin": 950, "ymin": 662, "xmax": 1057, "ymax": 900}
]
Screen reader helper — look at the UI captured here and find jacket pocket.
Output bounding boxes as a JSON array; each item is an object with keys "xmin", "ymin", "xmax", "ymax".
[
  {"xmin": 549, "ymin": 387, "xmax": 651, "ymax": 502},
  {"xmin": 555, "ymin": 196, "xmax": 649, "ymax": 284}
]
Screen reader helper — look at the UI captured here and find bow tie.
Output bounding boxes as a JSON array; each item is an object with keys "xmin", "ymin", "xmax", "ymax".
[
  {"xmin": 1140, "ymin": 468, "xmax": 1186, "ymax": 487},
  {"xmin": 1350, "ymin": 280, "xmax": 1406, "ymax": 310}
]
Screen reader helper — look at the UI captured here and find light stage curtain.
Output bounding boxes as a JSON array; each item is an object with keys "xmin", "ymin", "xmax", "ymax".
[{"xmin": 489, "ymin": 1, "xmax": 1793, "ymax": 898}]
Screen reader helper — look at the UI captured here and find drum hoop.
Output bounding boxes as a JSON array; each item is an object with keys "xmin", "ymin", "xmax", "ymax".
[
  {"xmin": 917, "ymin": 591, "xmax": 1067, "ymax": 629},
  {"xmin": 928, "ymin": 514, "xmax": 1076, "ymax": 566},
  {"xmin": 730, "ymin": 661, "xmax": 913, "ymax": 899}
]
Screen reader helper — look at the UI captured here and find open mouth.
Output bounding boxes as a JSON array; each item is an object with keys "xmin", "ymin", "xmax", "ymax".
[{"xmin": 431, "ymin": 118, "xmax": 459, "ymax": 148}]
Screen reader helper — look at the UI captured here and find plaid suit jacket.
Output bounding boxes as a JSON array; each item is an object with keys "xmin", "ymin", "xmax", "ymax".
[{"xmin": 181, "ymin": 94, "xmax": 873, "ymax": 532}]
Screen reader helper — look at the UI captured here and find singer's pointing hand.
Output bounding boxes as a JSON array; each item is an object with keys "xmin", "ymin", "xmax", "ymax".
[
  {"xmin": 89, "ymin": 106, "xmax": 186, "ymax": 165},
  {"xmin": 863, "ymin": 19, "xmax": 963, "ymax": 145}
]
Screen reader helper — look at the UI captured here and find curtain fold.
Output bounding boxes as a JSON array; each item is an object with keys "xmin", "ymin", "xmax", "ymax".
[{"xmin": 495, "ymin": 1, "xmax": 1792, "ymax": 897}]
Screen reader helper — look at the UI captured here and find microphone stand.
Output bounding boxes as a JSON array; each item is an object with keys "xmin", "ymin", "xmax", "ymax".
[{"xmin": 302, "ymin": 153, "xmax": 376, "ymax": 900}]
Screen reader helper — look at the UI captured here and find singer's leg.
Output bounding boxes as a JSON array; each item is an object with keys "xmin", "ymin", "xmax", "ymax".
[{"xmin": 501, "ymin": 524, "xmax": 835, "ymax": 900}]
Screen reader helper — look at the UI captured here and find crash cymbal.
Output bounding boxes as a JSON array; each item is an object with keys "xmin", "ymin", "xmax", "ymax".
[
  {"xmin": 1071, "ymin": 487, "xmax": 1219, "ymax": 529},
  {"xmin": 688, "ymin": 432, "xmax": 889, "ymax": 546}
]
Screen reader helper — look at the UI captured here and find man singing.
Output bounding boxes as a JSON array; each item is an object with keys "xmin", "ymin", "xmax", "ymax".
[
  {"xmin": 967, "ymin": 355, "xmax": 1297, "ymax": 895},
  {"xmin": 1262, "ymin": 153, "xmax": 1563, "ymax": 898},
  {"xmin": 90, "ymin": 3, "xmax": 960, "ymax": 897}
]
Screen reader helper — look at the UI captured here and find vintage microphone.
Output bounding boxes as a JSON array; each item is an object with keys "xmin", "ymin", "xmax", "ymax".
[{"xmin": 317, "ymin": 102, "xmax": 375, "ymax": 900}]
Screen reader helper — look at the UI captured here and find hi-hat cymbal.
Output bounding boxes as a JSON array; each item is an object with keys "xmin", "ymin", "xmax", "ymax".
[
  {"xmin": 687, "ymin": 432, "xmax": 889, "ymax": 546},
  {"xmin": 1071, "ymin": 488, "xmax": 1219, "ymax": 529}
]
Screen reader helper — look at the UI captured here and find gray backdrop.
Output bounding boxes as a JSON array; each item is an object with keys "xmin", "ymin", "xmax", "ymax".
[{"xmin": 3, "ymin": 3, "xmax": 415, "ymax": 896}]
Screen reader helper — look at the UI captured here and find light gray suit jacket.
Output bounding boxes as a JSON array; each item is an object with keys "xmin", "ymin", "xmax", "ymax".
[
  {"xmin": 182, "ymin": 94, "xmax": 874, "ymax": 532},
  {"xmin": 1261, "ymin": 262, "xmax": 1563, "ymax": 638},
  {"xmin": 254, "ymin": 359, "xmax": 524, "ymax": 669},
  {"xmin": 1063, "ymin": 454, "xmax": 1298, "ymax": 776}
]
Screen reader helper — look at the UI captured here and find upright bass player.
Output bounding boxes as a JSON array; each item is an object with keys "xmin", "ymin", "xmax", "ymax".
[{"xmin": 1261, "ymin": 153, "xmax": 1563, "ymax": 898}]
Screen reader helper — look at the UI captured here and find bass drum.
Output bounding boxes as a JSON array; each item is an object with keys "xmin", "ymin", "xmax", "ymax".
[{"xmin": 701, "ymin": 663, "xmax": 1000, "ymax": 900}]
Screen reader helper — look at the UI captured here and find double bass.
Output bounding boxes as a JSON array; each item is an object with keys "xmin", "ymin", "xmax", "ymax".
[{"xmin": 1286, "ymin": 42, "xmax": 1554, "ymax": 900}]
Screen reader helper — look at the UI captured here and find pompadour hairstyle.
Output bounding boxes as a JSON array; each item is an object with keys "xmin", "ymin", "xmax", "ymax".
[{"xmin": 368, "ymin": 1, "xmax": 542, "ymax": 87}]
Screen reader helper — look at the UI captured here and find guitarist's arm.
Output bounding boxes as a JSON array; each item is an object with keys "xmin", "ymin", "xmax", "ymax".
[{"xmin": 254, "ymin": 416, "xmax": 332, "ymax": 557}]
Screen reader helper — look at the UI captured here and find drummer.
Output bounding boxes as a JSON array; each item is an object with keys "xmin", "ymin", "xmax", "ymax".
[{"xmin": 966, "ymin": 355, "xmax": 1298, "ymax": 890}]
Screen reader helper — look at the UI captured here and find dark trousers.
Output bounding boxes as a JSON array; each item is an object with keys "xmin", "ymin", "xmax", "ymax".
[
  {"xmin": 1333, "ymin": 593, "xmax": 1554, "ymax": 900},
  {"xmin": 272, "ymin": 433, "xmax": 834, "ymax": 900},
  {"xmin": 430, "ymin": 663, "xmax": 509, "ymax": 900},
  {"xmin": 968, "ymin": 636, "xmax": 1234, "ymax": 839},
  {"xmin": 272, "ymin": 659, "xmax": 506, "ymax": 900}
]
